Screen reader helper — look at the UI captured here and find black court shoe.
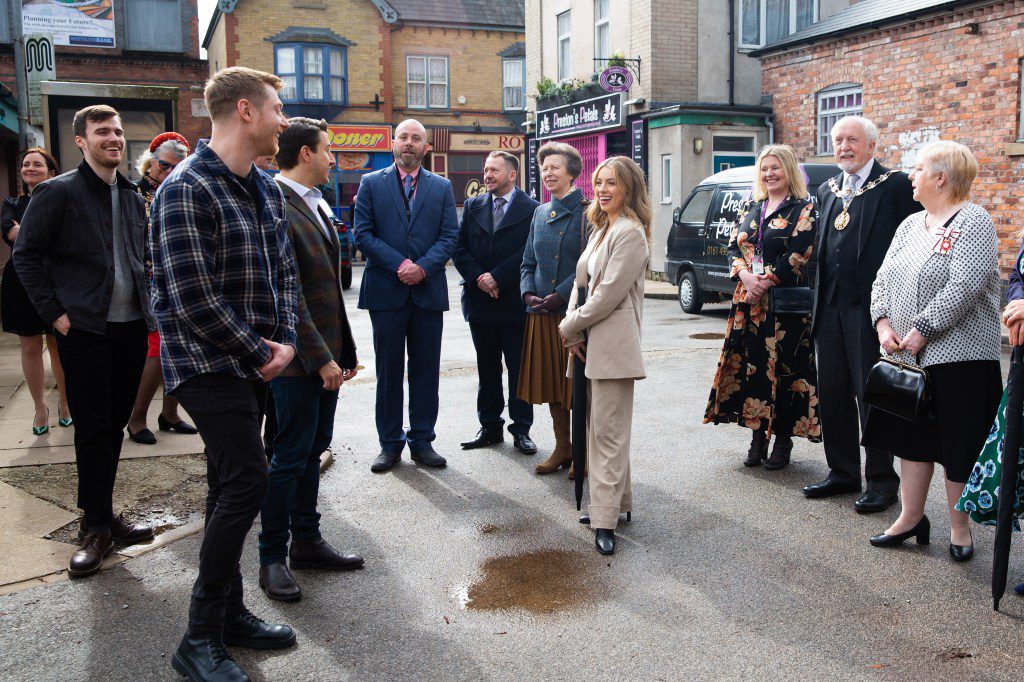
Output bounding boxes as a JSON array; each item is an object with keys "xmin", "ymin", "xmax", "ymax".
[{"xmin": 869, "ymin": 515, "xmax": 930, "ymax": 548}]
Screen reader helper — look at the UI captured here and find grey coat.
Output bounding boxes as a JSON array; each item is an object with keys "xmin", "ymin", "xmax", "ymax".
[{"xmin": 520, "ymin": 187, "xmax": 589, "ymax": 312}]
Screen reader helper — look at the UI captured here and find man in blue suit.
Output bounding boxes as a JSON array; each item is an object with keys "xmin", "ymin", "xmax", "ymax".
[
  {"xmin": 453, "ymin": 151, "xmax": 539, "ymax": 454},
  {"xmin": 354, "ymin": 119, "xmax": 459, "ymax": 472}
]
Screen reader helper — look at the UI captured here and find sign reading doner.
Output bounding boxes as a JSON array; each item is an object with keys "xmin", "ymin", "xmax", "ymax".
[
  {"xmin": 327, "ymin": 125, "xmax": 392, "ymax": 152},
  {"xmin": 22, "ymin": 0, "xmax": 115, "ymax": 49}
]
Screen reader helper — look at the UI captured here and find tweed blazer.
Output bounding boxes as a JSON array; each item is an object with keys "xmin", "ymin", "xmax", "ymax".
[
  {"xmin": 560, "ymin": 216, "xmax": 649, "ymax": 380},
  {"xmin": 520, "ymin": 187, "xmax": 588, "ymax": 312},
  {"xmin": 870, "ymin": 202, "xmax": 1000, "ymax": 368},
  {"xmin": 276, "ymin": 178, "xmax": 357, "ymax": 377}
]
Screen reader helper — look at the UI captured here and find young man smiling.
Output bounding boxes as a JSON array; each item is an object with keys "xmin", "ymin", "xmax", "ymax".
[
  {"xmin": 15, "ymin": 104, "xmax": 155, "ymax": 578},
  {"xmin": 151, "ymin": 67, "xmax": 298, "ymax": 681}
]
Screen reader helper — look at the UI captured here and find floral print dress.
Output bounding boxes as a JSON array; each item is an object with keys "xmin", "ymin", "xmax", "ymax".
[
  {"xmin": 704, "ymin": 197, "xmax": 822, "ymax": 441},
  {"xmin": 955, "ymin": 389, "xmax": 1024, "ymax": 528}
]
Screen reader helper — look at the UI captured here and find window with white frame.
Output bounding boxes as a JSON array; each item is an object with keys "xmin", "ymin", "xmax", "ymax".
[
  {"xmin": 125, "ymin": 0, "xmax": 183, "ymax": 52},
  {"xmin": 503, "ymin": 59, "xmax": 525, "ymax": 110},
  {"xmin": 661, "ymin": 155, "xmax": 672, "ymax": 204},
  {"xmin": 407, "ymin": 56, "xmax": 449, "ymax": 109},
  {"xmin": 817, "ymin": 84, "xmax": 863, "ymax": 154},
  {"xmin": 557, "ymin": 11, "xmax": 572, "ymax": 82},
  {"xmin": 595, "ymin": 0, "xmax": 610, "ymax": 61},
  {"xmin": 738, "ymin": 0, "xmax": 817, "ymax": 48}
]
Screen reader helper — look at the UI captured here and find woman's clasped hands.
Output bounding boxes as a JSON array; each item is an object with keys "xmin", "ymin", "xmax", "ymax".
[{"xmin": 738, "ymin": 269, "xmax": 776, "ymax": 304}]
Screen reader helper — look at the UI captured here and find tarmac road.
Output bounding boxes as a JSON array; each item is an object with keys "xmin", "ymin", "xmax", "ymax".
[{"xmin": 1, "ymin": 267, "xmax": 1022, "ymax": 681}]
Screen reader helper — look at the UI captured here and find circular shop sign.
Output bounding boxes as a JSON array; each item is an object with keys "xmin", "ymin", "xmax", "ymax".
[{"xmin": 599, "ymin": 66, "xmax": 633, "ymax": 93}]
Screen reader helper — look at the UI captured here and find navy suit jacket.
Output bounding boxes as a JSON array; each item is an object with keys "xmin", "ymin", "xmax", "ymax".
[
  {"xmin": 453, "ymin": 188, "xmax": 539, "ymax": 324},
  {"xmin": 353, "ymin": 164, "xmax": 459, "ymax": 311}
]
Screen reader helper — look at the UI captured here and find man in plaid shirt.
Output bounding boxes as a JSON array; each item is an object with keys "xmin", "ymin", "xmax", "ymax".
[{"xmin": 151, "ymin": 67, "xmax": 298, "ymax": 681}]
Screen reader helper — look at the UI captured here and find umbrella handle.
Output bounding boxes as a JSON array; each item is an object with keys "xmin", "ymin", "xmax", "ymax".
[{"xmin": 1013, "ymin": 345, "xmax": 1024, "ymax": 364}]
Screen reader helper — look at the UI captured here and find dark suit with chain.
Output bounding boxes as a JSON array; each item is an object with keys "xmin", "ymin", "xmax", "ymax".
[
  {"xmin": 453, "ymin": 187, "xmax": 539, "ymax": 435},
  {"xmin": 812, "ymin": 161, "xmax": 920, "ymax": 493}
]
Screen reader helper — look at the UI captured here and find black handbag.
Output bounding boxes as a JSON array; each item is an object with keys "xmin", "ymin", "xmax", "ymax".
[
  {"xmin": 769, "ymin": 286, "xmax": 813, "ymax": 316},
  {"xmin": 863, "ymin": 355, "xmax": 931, "ymax": 422}
]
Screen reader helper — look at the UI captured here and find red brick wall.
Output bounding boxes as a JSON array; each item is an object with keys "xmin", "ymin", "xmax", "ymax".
[{"xmin": 760, "ymin": 0, "xmax": 1024, "ymax": 276}]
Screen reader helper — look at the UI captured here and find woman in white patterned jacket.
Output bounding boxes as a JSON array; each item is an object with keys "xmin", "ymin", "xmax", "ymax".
[{"xmin": 865, "ymin": 140, "xmax": 1002, "ymax": 563}]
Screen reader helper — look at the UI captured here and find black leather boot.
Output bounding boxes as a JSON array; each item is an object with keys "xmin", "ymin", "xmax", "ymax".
[
  {"xmin": 764, "ymin": 436, "xmax": 793, "ymax": 471},
  {"xmin": 171, "ymin": 636, "xmax": 249, "ymax": 681},
  {"xmin": 744, "ymin": 430, "xmax": 768, "ymax": 467}
]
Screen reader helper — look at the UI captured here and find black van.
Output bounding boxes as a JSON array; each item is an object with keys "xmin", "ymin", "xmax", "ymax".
[{"xmin": 664, "ymin": 163, "xmax": 840, "ymax": 313}]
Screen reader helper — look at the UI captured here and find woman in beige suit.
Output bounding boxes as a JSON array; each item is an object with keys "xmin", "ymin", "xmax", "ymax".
[{"xmin": 559, "ymin": 156, "xmax": 650, "ymax": 556}]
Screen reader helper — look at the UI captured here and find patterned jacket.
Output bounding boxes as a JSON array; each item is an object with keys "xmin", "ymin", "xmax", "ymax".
[
  {"xmin": 150, "ymin": 142, "xmax": 298, "ymax": 392},
  {"xmin": 520, "ymin": 187, "xmax": 589, "ymax": 312},
  {"xmin": 275, "ymin": 178, "xmax": 357, "ymax": 377}
]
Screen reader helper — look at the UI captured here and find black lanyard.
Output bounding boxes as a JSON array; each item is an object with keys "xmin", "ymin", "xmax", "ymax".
[{"xmin": 396, "ymin": 169, "xmax": 417, "ymax": 222}]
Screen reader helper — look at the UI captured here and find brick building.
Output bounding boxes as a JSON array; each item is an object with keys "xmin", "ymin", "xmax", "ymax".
[
  {"xmin": 203, "ymin": 0, "xmax": 527, "ymax": 212},
  {"xmin": 0, "ymin": 0, "xmax": 210, "ymax": 183},
  {"xmin": 525, "ymin": 0, "xmax": 852, "ymax": 272},
  {"xmin": 754, "ymin": 0, "xmax": 1024, "ymax": 279}
]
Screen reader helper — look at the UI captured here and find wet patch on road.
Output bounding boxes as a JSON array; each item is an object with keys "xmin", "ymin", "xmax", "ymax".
[
  {"xmin": 479, "ymin": 524, "xmax": 499, "ymax": 534},
  {"xmin": 456, "ymin": 549, "xmax": 591, "ymax": 614},
  {"xmin": 689, "ymin": 332, "xmax": 725, "ymax": 340}
]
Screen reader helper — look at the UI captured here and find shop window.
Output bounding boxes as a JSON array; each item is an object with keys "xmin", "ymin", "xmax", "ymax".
[
  {"xmin": 594, "ymin": 0, "xmax": 610, "ymax": 61},
  {"xmin": 661, "ymin": 155, "xmax": 672, "ymax": 204},
  {"xmin": 125, "ymin": 0, "xmax": 183, "ymax": 52},
  {"xmin": 503, "ymin": 59, "xmax": 525, "ymax": 111},
  {"xmin": 275, "ymin": 44, "xmax": 347, "ymax": 105},
  {"xmin": 817, "ymin": 84, "xmax": 863, "ymax": 154},
  {"xmin": 407, "ymin": 56, "xmax": 449, "ymax": 109},
  {"xmin": 557, "ymin": 10, "xmax": 572, "ymax": 82},
  {"xmin": 738, "ymin": 0, "xmax": 817, "ymax": 49}
]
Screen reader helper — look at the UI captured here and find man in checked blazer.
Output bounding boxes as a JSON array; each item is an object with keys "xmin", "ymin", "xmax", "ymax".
[{"xmin": 260, "ymin": 118, "xmax": 363, "ymax": 602}]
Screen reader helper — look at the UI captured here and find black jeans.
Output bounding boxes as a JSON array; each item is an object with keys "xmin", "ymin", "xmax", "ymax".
[
  {"xmin": 55, "ymin": 319, "xmax": 147, "ymax": 533},
  {"xmin": 259, "ymin": 375, "xmax": 338, "ymax": 565},
  {"xmin": 173, "ymin": 373, "xmax": 269, "ymax": 640}
]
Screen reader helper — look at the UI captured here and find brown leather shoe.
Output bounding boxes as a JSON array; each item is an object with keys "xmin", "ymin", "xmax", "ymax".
[
  {"xmin": 259, "ymin": 562, "xmax": 301, "ymax": 602},
  {"xmin": 69, "ymin": 532, "xmax": 114, "ymax": 578},
  {"xmin": 111, "ymin": 511, "xmax": 155, "ymax": 544},
  {"xmin": 290, "ymin": 537, "xmax": 364, "ymax": 571}
]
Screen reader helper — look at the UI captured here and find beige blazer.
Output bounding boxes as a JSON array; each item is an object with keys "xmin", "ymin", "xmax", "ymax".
[{"xmin": 559, "ymin": 216, "xmax": 649, "ymax": 380}]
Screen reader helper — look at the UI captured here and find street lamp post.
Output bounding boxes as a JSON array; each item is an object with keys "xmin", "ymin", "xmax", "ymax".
[{"xmin": 10, "ymin": 0, "xmax": 29, "ymax": 151}]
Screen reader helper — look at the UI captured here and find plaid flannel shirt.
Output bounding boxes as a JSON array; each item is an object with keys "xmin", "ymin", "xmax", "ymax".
[{"xmin": 150, "ymin": 141, "xmax": 298, "ymax": 392}]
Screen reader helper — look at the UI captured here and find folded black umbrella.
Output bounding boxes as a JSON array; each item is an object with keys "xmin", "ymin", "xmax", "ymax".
[
  {"xmin": 994, "ymin": 345, "xmax": 1024, "ymax": 611},
  {"xmin": 572, "ymin": 351, "xmax": 587, "ymax": 511}
]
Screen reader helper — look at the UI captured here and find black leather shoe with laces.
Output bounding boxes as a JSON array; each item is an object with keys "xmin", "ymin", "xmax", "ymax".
[
  {"xmin": 171, "ymin": 636, "xmax": 250, "ymax": 681},
  {"xmin": 223, "ymin": 609, "xmax": 296, "ymax": 650}
]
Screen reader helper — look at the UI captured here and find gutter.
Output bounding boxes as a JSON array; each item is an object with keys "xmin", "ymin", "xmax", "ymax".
[
  {"xmin": 641, "ymin": 103, "xmax": 773, "ymax": 121},
  {"xmin": 201, "ymin": 8, "xmax": 222, "ymax": 50}
]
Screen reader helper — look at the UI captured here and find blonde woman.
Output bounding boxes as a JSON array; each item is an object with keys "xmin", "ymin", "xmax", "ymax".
[
  {"xmin": 704, "ymin": 145, "xmax": 821, "ymax": 469},
  {"xmin": 559, "ymin": 156, "xmax": 650, "ymax": 556}
]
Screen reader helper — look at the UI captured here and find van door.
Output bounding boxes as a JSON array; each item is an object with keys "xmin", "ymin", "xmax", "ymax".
[
  {"xmin": 703, "ymin": 185, "xmax": 753, "ymax": 295},
  {"xmin": 667, "ymin": 186, "xmax": 715, "ymax": 284}
]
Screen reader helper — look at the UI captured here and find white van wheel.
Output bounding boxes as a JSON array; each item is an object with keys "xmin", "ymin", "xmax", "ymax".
[{"xmin": 678, "ymin": 270, "xmax": 703, "ymax": 314}]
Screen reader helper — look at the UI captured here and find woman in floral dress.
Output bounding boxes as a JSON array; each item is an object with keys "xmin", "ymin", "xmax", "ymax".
[{"xmin": 705, "ymin": 145, "xmax": 821, "ymax": 469}]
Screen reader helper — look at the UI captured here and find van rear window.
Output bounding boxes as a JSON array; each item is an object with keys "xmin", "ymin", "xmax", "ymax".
[{"xmin": 709, "ymin": 187, "xmax": 752, "ymax": 242}]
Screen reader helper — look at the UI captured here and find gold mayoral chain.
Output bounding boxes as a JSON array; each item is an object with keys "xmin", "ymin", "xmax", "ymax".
[{"xmin": 827, "ymin": 170, "xmax": 896, "ymax": 231}]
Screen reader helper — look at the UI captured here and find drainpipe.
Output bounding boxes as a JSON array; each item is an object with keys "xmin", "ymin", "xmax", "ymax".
[
  {"xmin": 728, "ymin": 0, "xmax": 735, "ymax": 106},
  {"xmin": 765, "ymin": 115, "xmax": 775, "ymax": 144}
]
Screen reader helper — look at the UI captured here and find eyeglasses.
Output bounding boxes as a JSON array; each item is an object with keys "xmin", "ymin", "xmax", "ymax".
[{"xmin": 156, "ymin": 158, "xmax": 179, "ymax": 171}]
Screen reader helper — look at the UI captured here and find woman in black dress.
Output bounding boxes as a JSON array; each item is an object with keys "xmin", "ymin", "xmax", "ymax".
[
  {"xmin": 704, "ymin": 144, "xmax": 822, "ymax": 469},
  {"xmin": 1, "ymin": 147, "xmax": 66, "ymax": 434}
]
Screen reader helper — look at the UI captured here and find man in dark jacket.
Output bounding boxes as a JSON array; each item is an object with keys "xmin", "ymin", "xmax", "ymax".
[
  {"xmin": 804, "ymin": 115, "xmax": 922, "ymax": 513},
  {"xmin": 454, "ymin": 151, "xmax": 540, "ymax": 454},
  {"xmin": 259, "ymin": 117, "xmax": 364, "ymax": 603},
  {"xmin": 15, "ymin": 104, "xmax": 155, "ymax": 578}
]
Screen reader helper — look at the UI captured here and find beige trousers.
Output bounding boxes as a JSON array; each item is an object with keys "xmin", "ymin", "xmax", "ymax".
[{"xmin": 587, "ymin": 377, "xmax": 635, "ymax": 529}]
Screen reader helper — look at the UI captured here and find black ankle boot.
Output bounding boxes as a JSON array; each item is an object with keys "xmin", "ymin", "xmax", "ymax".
[
  {"xmin": 764, "ymin": 436, "xmax": 793, "ymax": 471},
  {"xmin": 595, "ymin": 529, "xmax": 615, "ymax": 555},
  {"xmin": 744, "ymin": 430, "xmax": 768, "ymax": 467},
  {"xmin": 171, "ymin": 636, "xmax": 249, "ymax": 681}
]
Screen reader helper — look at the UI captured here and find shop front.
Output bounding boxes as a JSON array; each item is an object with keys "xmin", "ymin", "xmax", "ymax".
[
  {"xmin": 327, "ymin": 124, "xmax": 393, "ymax": 223},
  {"xmin": 534, "ymin": 92, "xmax": 625, "ymax": 202},
  {"xmin": 429, "ymin": 131, "xmax": 525, "ymax": 208}
]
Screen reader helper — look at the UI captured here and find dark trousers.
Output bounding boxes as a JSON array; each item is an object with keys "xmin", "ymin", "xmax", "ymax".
[
  {"xmin": 258, "ymin": 375, "xmax": 338, "ymax": 565},
  {"xmin": 262, "ymin": 391, "xmax": 277, "ymax": 460},
  {"xmin": 370, "ymin": 302, "xmax": 442, "ymax": 454},
  {"xmin": 469, "ymin": 321, "xmax": 532, "ymax": 436},
  {"xmin": 55, "ymin": 320, "xmax": 147, "ymax": 533},
  {"xmin": 173, "ymin": 373, "xmax": 269, "ymax": 639},
  {"xmin": 814, "ymin": 301, "xmax": 899, "ymax": 492}
]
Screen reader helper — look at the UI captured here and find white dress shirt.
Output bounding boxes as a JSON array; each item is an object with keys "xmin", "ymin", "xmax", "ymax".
[
  {"xmin": 844, "ymin": 157, "xmax": 875, "ymax": 193},
  {"xmin": 277, "ymin": 174, "xmax": 330, "ymax": 238}
]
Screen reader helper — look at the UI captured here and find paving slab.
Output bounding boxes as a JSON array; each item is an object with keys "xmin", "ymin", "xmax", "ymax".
[{"xmin": 0, "ymin": 480, "xmax": 77, "ymax": 585}]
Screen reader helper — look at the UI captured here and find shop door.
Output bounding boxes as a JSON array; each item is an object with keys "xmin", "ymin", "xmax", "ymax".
[
  {"xmin": 712, "ymin": 135, "xmax": 756, "ymax": 174},
  {"xmin": 541, "ymin": 134, "xmax": 602, "ymax": 202}
]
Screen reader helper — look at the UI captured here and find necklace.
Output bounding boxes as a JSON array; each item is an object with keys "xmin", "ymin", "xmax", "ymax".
[
  {"xmin": 827, "ymin": 170, "xmax": 896, "ymax": 231},
  {"xmin": 924, "ymin": 202, "xmax": 965, "ymax": 232}
]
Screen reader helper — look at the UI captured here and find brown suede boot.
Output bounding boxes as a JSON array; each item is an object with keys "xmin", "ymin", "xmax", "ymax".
[
  {"xmin": 567, "ymin": 460, "xmax": 588, "ymax": 480},
  {"xmin": 535, "ymin": 405, "xmax": 573, "ymax": 474}
]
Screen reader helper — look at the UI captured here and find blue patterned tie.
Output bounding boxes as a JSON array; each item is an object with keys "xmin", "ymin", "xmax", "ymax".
[{"xmin": 404, "ymin": 174, "xmax": 415, "ymax": 209}]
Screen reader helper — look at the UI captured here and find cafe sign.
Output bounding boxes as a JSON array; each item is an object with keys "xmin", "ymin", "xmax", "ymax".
[
  {"xmin": 327, "ymin": 125, "xmax": 392, "ymax": 152},
  {"xmin": 535, "ymin": 92, "xmax": 623, "ymax": 141},
  {"xmin": 449, "ymin": 133, "xmax": 524, "ymax": 152}
]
